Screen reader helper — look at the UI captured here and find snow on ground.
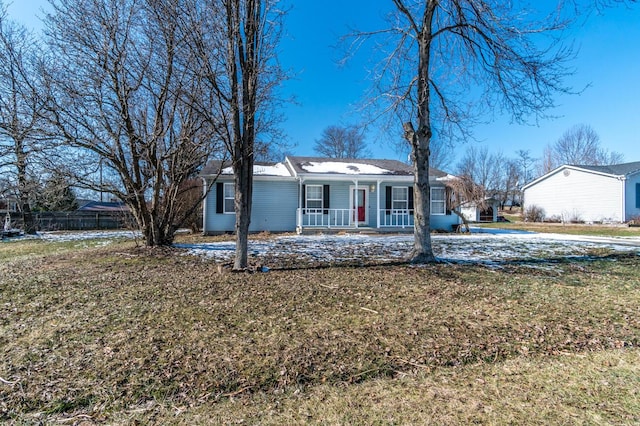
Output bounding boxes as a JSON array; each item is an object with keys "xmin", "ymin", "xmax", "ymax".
[
  {"xmin": 3, "ymin": 230, "xmax": 141, "ymax": 243},
  {"xmin": 175, "ymin": 230, "xmax": 640, "ymax": 268},
  {"xmin": 5, "ymin": 228, "xmax": 639, "ymax": 268}
]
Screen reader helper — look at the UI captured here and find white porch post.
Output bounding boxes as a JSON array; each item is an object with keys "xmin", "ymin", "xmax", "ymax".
[
  {"xmin": 376, "ymin": 180, "xmax": 381, "ymax": 228},
  {"xmin": 297, "ymin": 178, "xmax": 303, "ymax": 233},
  {"xmin": 354, "ymin": 179, "xmax": 359, "ymax": 228},
  {"xmin": 201, "ymin": 178, "xmax": 208, "ymax": 235}
]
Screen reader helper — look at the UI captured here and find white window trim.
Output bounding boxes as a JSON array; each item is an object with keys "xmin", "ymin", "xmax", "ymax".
[
  {"xmin": 223, "ymin": 182, "xmax": 235, "ymax": 214},
  {"xmin": 392, "ymin": 186, "xmax": 409, "ymax": 211},
  {"xmin": 306, "ymin": 184, "xmax": 323, "ymax": 211},
  {"xmin": 431, "ymin": 187, "xmax": 446, "ymax": 215}
]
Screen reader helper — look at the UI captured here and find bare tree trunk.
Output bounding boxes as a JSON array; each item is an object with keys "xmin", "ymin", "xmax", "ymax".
[
  {"xmin": 406, "ymin": 1, "xmax": 437, "ymax": 264},
  {"xmin": 405, "ymin": 122, "xmax": 436, "ymax": 263},
  {"xmin": 234, "ymin": 158, "xmax": 253, "ymax": 269},
  {"xmin": 16, "ymin": 141, "xmax": 36, "ymax": 234}
]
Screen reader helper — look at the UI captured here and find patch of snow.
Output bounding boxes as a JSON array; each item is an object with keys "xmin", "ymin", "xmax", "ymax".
[
  {"xmin": 301, "ymin": 161, "xmax": 391, "ymax": 175},
  {"xmin": 254, "ymin": 163, "xmax": 292, "ymax": 176},
  {"xmin": 34, "ymin": 230, "xmax": 141, "ymax": 242},
  {"xmin": 176, "ymin": 232, "xmax": 640, "ymax": 268},
  {"xmin": 221, "ymin": 163, "xmax": 292, "ymax": 177}
]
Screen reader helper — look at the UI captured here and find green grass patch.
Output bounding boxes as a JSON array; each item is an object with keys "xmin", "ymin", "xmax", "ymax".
[
  {"xmin": 1, "ymin": 239, "xmax": 639, "ymax": 424},
  {"xmin": 478, "ymin": 221, "xmax": 640, "ymax": 237}
]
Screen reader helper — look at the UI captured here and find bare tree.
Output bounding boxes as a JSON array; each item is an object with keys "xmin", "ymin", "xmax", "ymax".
[
  {"xmin": 0, "ymin": 4, "xmax": 48, "ymax": 234},
  {"xmin": 443, "ymin": 174, "xmax": 487, "ymax": 233},
  {"xmin": 456, "ymin": 145, "xmax": 504, "ymax": 196},
  {"xmin": 349, "ymin": 1, "xmax": 574, "ymax": 263},
  {"xmin": 542, "ymin": 124, "xmax": 624, "ymax": 173},
  {"xmin": 313, "ymin": 124, "xmax": 370, "ymax": 159},
  {"xmin": 181, "ymin": 0, "xmax": 286, "ymax": 270},
  {"xmin": 44, "ymin": 0, "xmax": 217, "ymax": 246}
]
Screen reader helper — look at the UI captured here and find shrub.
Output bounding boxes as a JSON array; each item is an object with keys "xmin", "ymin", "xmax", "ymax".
[{"xmin": 524, "ymin": 205, "xmax": 545, "ymax": 222}]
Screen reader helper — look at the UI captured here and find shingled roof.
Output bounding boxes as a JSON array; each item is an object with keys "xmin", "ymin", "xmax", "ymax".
[
  {"xmin": 569, "ymin": 161, "xmax": 640, "ymax": 176},
  {"xmin": 286, "ymin": 156, "xmax": 448, "ymax": 178}
]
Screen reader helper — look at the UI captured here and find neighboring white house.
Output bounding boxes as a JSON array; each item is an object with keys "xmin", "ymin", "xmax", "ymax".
[{"xmin": 522, "ymin": 161, "xmax": 640, "ymax": 223}]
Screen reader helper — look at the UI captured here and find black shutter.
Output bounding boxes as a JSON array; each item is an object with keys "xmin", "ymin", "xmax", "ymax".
[
  {"xmin": 302, "ymin": 185, "xmax": 306, "ymax": 209},
  {"xmin": 216, "ymin": 182, "xmax": 224, "ymax": 214},
  {"xmin": 636, "ymin": 183, "xmax": 640, "ymax": 208},
  {"xmin": 445, "ymin": 187, "xmax": 452, "ymax": 215},
  {"xmin": 408, "ymin": 186, "xmax": 414, "ymax": 215},
  {"xmin": 385, "ymin": 186, "xmax": 392, "ymax": 215},
  {"xmin": 323, "ymin": 185, "xmax": 330, "ymax": 214}
]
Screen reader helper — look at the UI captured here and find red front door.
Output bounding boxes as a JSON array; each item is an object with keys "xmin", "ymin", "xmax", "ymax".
[{"xmin": 353, "ymin": 189, "xmax": 366, "ymax": 222}]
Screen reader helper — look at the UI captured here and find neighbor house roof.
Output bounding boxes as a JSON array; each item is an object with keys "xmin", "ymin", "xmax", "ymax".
[
  {"xmin": 568, "ymin": 161, "xmax": 640, "ymax": 177},
  {"xmin": 522, "ymin": 161, "xmax": 640, "ymax": 190},
  {"xmin": 78, "ymin": 201, "xmax": 129, "ymax": 212}
]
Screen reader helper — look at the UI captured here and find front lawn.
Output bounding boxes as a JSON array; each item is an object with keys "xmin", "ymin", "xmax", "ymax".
[{"xmin": 1, "ymin": 237, "xmax": 639, "ymax": 424}]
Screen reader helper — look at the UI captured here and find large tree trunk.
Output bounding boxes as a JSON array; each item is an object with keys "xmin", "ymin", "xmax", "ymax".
[
  {"xmin": 409, "ymin": 127, "xmax": 436, "ymax": 263},
  {"xmin": 233, "ymin": 153, "xmax": 253, "ymax": 270},
  {"xmin": 407, "ymin": 3, "xmax": 437, "ymax": 264}
]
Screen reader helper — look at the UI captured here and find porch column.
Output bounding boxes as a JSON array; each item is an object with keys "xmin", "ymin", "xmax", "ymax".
[
  {"xmin": 297, "ymin": 178, "xmax": 303, "ymax": 233},
  {"xmin": 354, "ymin": 179, "xmax": 359, "ymax": 228},
  {"xmin": 376, "ymin": 180, "xmax": 381, "ymax": 228},
  {"xmin": 201, "ymin": 178, "xmax": 208, "ymax": 235}
]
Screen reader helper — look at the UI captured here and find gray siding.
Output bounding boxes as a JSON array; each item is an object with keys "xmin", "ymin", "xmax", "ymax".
[{"xmin": 204, "ymin": 179, "xmax": 298, "ymax": 233}]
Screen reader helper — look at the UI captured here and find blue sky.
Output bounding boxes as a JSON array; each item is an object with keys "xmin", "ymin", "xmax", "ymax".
[{"xmin": 8, "ymin": 1, "xmax": 640, "ymax": 169}]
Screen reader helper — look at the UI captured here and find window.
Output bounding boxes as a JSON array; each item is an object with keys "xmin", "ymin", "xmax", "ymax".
[
  {"xmin": 223, "ymin": 183, "xmax": 234, "ymax": 214},
  {"xmin": 636, "ymin": 183, "xmax": 640, "ymax": 209},
  {"xmin": 306, "ymin": 185, "xmax": 323, "ymax": 210},
  {"xmin": 431, "ymin": 187, "xmax": 446, "ymax": 215},
  {"xmin": 392, "ymin": 187, "xmax": 408, "ymax": 210}
]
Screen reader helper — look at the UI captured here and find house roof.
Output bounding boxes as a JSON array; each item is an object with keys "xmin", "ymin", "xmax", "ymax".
[
  {"xmin": 568, "ymin": 161, "xmax": 640, "ymax": 176},
  {"xmin": 286, "ymin": 156, "xmax": 449, "ymax": 178},
  {"xmin": 200, "ymin": 160, "xmax": 294, "ymax": 177},
  {"xmin": 200, "ymin": 156, "xmax": 451, "ymax": 180},
  {"xmin": 522, "ymin": 161, "xmax": 640, "ymax": 190}
]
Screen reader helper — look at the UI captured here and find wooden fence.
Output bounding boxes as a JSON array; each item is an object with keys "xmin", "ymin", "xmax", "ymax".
[{"xmin": 7, "ymin": 211, "xmax": 134, "ymax": 231}]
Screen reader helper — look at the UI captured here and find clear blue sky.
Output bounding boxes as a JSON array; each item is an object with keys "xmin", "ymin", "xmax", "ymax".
[{"xmin": 8, "ymin": 1, "xmax": 640, "ymax": 169}]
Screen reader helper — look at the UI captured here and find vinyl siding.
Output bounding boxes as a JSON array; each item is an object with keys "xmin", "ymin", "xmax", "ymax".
[
  {"xmin": 524, "ymin": 168, "xmax": 623, "ymax": 222},
  {"xmin": 205, "ymin": 178, "xmax": 460, "ymax": 232},
  {"xmin": 625, "ymin": 173, "xmax": 640, "ymax": 221},
  {"xmin": 205, "ymin": 179, "xmax": 299, "ymax": 233}
]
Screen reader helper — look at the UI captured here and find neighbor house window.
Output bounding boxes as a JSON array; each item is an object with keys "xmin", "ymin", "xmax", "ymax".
[
  {"xmin": 224, "ymin": 183, "xmax": 235, "ymax": 214},
  {"xmin": 431, "ymin": 187, "xmax": 446, "ymax": 215},
  {"xmin": 392, "ymin": 187, "xmax": 408, "ymax": 210},
  {"xmin": 306, "ymin": 185, "xmax": 323, "ymax": 210}
]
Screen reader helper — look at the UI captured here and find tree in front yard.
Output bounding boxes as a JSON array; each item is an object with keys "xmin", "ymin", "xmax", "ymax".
[
  {"xmin": 346, "ymin": 1, "xmax": 575, "ymax": 263},
  {"xmin": 44, "ymin": 0, "xmax": 218, "ymax": 246}
]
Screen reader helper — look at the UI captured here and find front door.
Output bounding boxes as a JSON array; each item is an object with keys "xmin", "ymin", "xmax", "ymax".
[{"xmin": 352, "ymin": 188, "xmax": 367, "ymax": 223}]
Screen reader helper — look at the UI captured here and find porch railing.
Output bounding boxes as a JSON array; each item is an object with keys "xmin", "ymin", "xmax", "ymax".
[
  {"xmin": 296, "ymin": 208, "xmax": 414, "ymax": 229},
  {"xmin": 379, "ymin": 209, "xmax": 414, "ymax": 228},
  {"xmin": 297, "ymin": 208, "xmax": 354, "ymax": 228}
]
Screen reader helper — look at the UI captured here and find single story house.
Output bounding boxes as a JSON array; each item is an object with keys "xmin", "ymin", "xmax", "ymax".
[
  {"xmin": 200, "ymin": 156, "xmax": 461, "ymax": 234},
  {"xmin": 522, "ymin": 161, "xmax": 640, "ymax": 223}
]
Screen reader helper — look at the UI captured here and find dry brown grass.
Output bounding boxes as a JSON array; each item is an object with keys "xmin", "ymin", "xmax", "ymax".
[{"xmin": 1, "ymin": 238, "xmax": 639, "ymax": 424}]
